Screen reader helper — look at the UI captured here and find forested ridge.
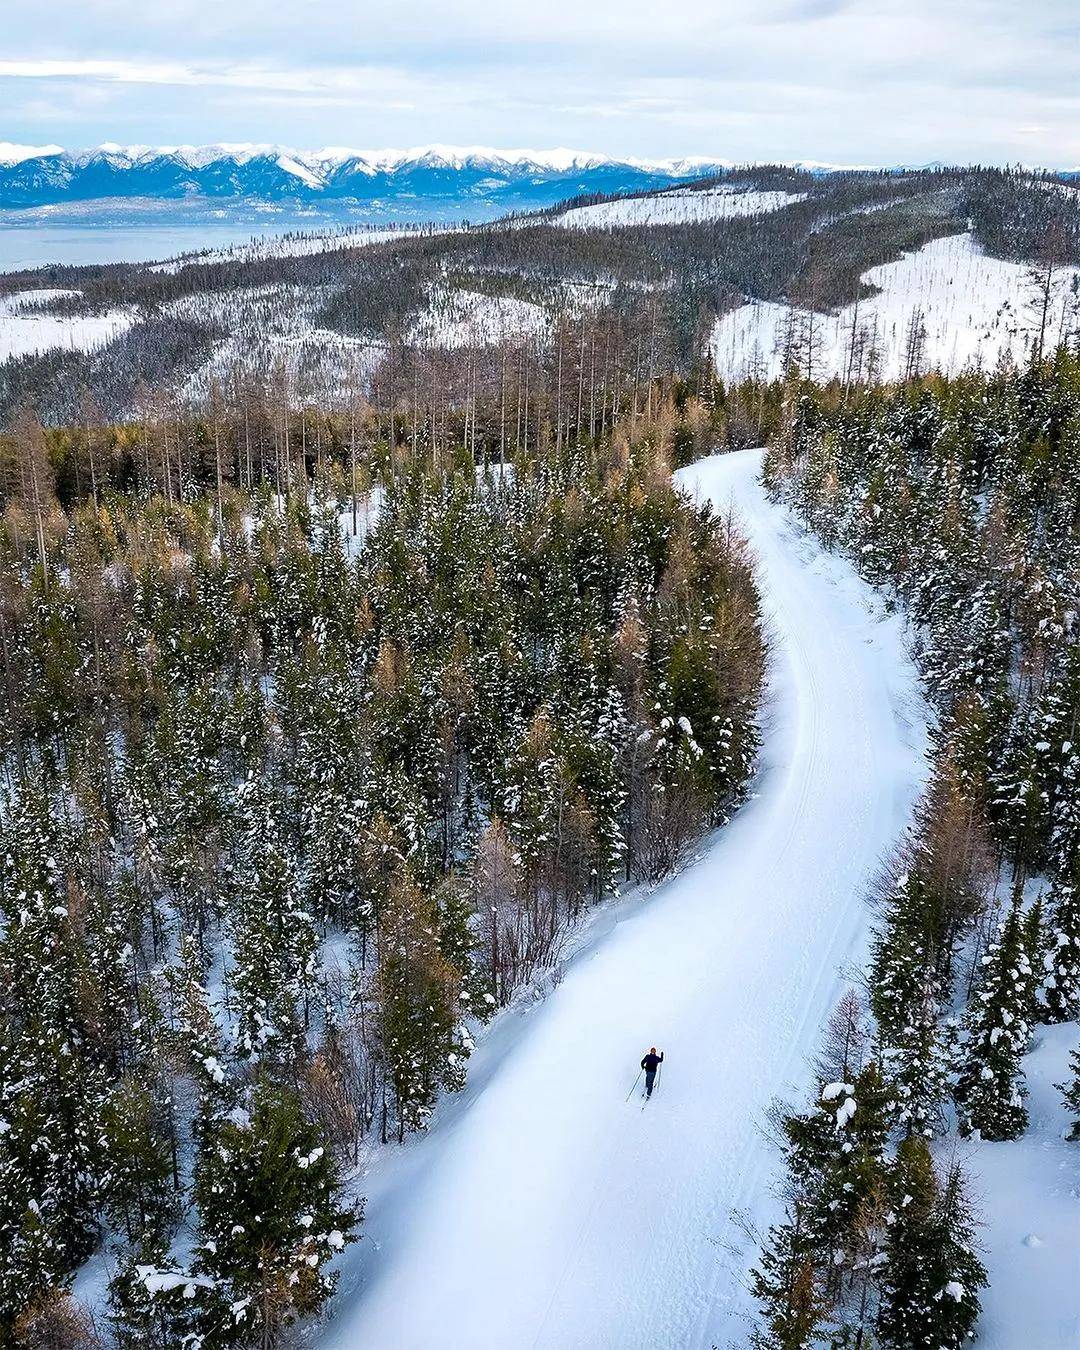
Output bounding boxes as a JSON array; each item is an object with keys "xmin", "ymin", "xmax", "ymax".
[
  {"xmin": 750, "ymin": 344, "xmax": 1080, "ymax": 1347},
  {"xmin": 3, "ymin": 164, "xmax": 1078, "ymax": 426},
  {"xmin": 0, "ymin": 394, "xmax": 764, "ymax": 1345}
]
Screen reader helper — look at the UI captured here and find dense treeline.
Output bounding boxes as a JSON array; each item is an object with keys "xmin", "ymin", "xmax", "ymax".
[
  {"xmin": 0, "ymin": 397, "xmax": 764, "ymax": 1345},
  {"xmin": 749, "ymin": 345, "xmax": 1080, "ymax": 1346},
  {"xmin": 0, "ymin": 318, "xmax": 792, "ymax": 509},
  {"xmin": 966, "ymin": 167, "xmax": 1080, "ymax": 266}
]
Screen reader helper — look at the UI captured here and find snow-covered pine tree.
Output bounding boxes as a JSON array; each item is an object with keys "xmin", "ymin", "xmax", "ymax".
[
  {"xmin": 784, "ymin": 1064, "xmax": 893, "ymax": 1284},
  {"xmin": 869, "ymin": 869, "xmax": 940, "ymax": 1046},
  {"xmin": 108, "ymin": 1239, "xmax": 204, "ymax": 1350},
  {"xmin": 0, "ymin": 789, "xmax": 109, "ymax": 1330},
  {"xmin": 1040, "ymin": 865, "xmax": 1080, "ymax": 1024},
  {"xmin": 228, "ymin": 774, "xmax": 317, "ymax": 1064},
  {"xmin": 877, "ymin": 1140, "xmax": 986, "ymax": 1350},
  {"xmin": 433, "ymin": 874, "xmax": 494, "ymax": 1022},
  {"xmin": 868, "ymin": 862, "xmax": 957, "ymax": 1138},
  {"xmin": 192, "ymin": 1079, "xmax": 358, "ymax": 1348},
  {"xmin": 1056, "ymin": 1045, "xmax": 1080, "ymax": 1141},
  {"xmin": 154, "ymin": 680, "xmax": 232, "ymax": 941},
  {"xmin": 954, "ymin": 900, "xmax": 1033, "ymax": 1140},
  {"xmin": 164, "ymin": 931, "xmax": 232, "ymax": 1112},
  {"xmin": 376, "ymin": 872, "xmax": 471, "ymax": 1138}
]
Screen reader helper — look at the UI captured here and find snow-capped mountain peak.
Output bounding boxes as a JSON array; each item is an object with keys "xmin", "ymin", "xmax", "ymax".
[{"xmin": 0, "ymin": 142, "xmax": 732, "ymax": 213}]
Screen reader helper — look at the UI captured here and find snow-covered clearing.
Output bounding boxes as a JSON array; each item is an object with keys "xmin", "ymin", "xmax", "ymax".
[
  {"xmin": 710, "ymin": 232, "xmax": 1080, "ymax": 382},
  {"xmin": 167, "ymin": 286, "xmax": 384, "ymax": 403},
  {"xmin": 555, "ymin": 185, "xmax": 806, "ymax": 228},
  {"xmin": 963, "ymin": 1020, "xmax": 1080, "ymax": 1350},
  {"xmin": 406, "ymin": 286, "xmax": 549, "ymax": 348},
  {"xmin": 0, "ymin": 287, "xmax": 135, "ymax": 360},
  {"xmin": 319, "ymin": 448, "xmax": 929, "ymax": 1349}
]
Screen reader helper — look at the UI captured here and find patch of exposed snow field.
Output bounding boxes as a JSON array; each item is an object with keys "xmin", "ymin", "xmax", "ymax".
[
  {"xmin": 711, "ymin": 232, "xmax": 1080, "ymax": 382},
  {"xmin": 166, "ymin": 285, "xmax": 384, "ymax": 403},
  {"xmin": 963, "ymin": 1020, "xmax": 1080, "ymax": 1350},
  {"xmin": 319, "ymin": 448, "xmax": 930, "ymax": 1349},
  {"xmin": 406, "ymin": 287, "xmax": 549, "ymax": 348},
  {"xmin": 555, "ymin": 185, "xmax": 806, "ymax": 228},
  {"xmin": 0, "ymin": 288, "xmax": 135, "ymax": 360}
]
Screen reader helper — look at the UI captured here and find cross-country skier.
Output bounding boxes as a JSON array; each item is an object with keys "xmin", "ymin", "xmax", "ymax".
[{"xmin": 641, "ymin": 1047, "xmax": 664, "ymax": 1099}]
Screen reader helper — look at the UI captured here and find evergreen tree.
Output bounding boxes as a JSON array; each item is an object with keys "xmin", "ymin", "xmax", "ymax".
[
  {"xmin": 193, "ymin": 1079, "xmax": 358, "ymax": 1348},
  {"xmin": 784, "ymin": 1065, "xmax": 893, "ymax": 1278},
  {"xmin": 1039, "ymin": 866, "xmax": 1080, "ymax": 1024},
  {"xmin": 0, "ymin": 790, "xmax": 108, "ymax": 1329},
  {"xmin": 1056, "ymin": 1045, "xmax": 1080, "ymax": 1141},
  {"xmin": 877, "ymin": 1140, "xmax": 986, "ymax": 1350},
  {"xmin": 108, "ymin": 1239, "xmax": 206, "ymax": 1350},
  {"xmin": 100, "ymin": 1072, "xmax": 175, "ymax": 1247},
  {"xmin": 954, "ymin": 901, "xmax": 1033, "ymax": 1140},
  {"xmin": 377, "ymin": 874, "xmax": 470, "ymax": 1138},
  {"xmin": 228, "ymin": 775, "xmax": 316, "ymax": 1064},
  {"xmin": 749, "ymin": 1206, "xmax": 830, "ymax": 1350}
]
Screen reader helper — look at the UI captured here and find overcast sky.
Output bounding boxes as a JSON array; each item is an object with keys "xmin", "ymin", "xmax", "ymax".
[{"xmin": 3, "ymin": 0, "xmax": 1078, "ymax": 166}]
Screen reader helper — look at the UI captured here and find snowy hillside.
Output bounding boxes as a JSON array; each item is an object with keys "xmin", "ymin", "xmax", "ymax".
[
  {"xmin": 710, "ymin": 232, "xmax": 1080, "ymax": 381},
  {"xmin": 164, "ymin": 285, "xmax": 385, "ymax": 403},
  {"xmin": 405, "ymin": 287, "xmax": 549, "ymax": 348},
  {"xmin": 150, "ymin": 225, "xmax": 422, "ymax": 273},
  {"xmin": 554, "ymin": 184, "xmax": 807, "ymax": 227},
  {"xmin": 0, "ymin": 287, "xmax": 135, "ymax": 360}
]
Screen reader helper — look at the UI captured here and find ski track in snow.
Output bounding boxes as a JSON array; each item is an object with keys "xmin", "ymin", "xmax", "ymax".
[{"xmin": 320, "ymin": 448, "xmax": 929, "ymax": 1350}]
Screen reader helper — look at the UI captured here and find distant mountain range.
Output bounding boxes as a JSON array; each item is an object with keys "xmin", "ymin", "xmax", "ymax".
[
  {"xmin": 0, "ymin": 143, "xmax": 732, "ymax": 216},
  {"xmin": 4, "ymin": 143, "xmax": 1074, "ymax": 227}
]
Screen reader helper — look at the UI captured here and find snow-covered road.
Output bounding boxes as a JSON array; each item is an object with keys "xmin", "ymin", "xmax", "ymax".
[{"xmin": 322, "ymin": 448, "xmax": 928, "ymax": 1349}]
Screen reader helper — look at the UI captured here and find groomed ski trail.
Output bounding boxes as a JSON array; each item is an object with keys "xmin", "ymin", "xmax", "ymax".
[{"xmin": 322, "ymin": 448, "xmax": 928, "ymax": 1350}]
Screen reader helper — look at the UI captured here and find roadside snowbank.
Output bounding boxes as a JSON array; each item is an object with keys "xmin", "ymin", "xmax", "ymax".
[{"xmin": 963, "ymin": 1020, "xmax": 1080, "ymax": 1350}]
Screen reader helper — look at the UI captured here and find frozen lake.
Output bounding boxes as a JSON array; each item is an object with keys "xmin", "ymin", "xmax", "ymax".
[
  {"xmin": 0, "ymin": 198, "xmax": 499, "ymax": 273},
  {"xmin": 0, "ymin": 218, "xmax": 414, "ymax": 272}
]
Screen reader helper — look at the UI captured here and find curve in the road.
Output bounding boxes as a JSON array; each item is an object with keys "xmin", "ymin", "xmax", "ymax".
[{"xmin": 323, "ymin": 448, "xmax": 928, "ymax": 1350}]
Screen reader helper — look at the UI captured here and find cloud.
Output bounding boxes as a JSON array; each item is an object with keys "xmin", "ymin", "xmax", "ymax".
[
  {"xmin": 0, "ymin": 0, "xmax": 1076, "ymax": 166},
  {"xmin": 0, "ymin": 58, "xmax": 416, "ymax": 95}
]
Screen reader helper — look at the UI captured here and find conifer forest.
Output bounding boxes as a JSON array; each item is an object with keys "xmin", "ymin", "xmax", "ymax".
[{"xmin": 0, "ymin": 134, "xmax": 1078, "ymax": 1349}]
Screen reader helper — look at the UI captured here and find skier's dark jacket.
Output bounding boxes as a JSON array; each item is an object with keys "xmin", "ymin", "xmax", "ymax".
[{"xmin": 641, "ymin": 1051, "xmax": 664, "ymax": 1073}]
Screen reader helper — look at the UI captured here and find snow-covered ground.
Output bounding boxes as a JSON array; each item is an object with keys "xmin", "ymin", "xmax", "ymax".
[
  {"xmin": 318, "ymin": 448, "xmax": 929, "ymax": 1349},
  {"xmin": 964, "ymin": 1020, "xmax": 1080, "ymax": 1350},
  {"xmin": 0, "ymin": 287, "xmax": 135, "ymax": 360},
  {"xmin": 555, "ymin": 185, "xmax": 806, "ymax": 228},
  {"xmin": 165, "ymin": 285, "xmax": 385, "ymax": 403},
  {"xmin": 711, "ymin": 232, "xmax": 1080, "ymax": 382},
  {"xmin": 406, "ymin": 287, "xmax": 549, "ymax": 348}
]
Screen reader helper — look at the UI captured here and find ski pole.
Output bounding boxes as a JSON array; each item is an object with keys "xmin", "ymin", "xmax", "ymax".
[{"xmin": 625, "ymin": 1069, "xmax": 643, "ymax": 1102}]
